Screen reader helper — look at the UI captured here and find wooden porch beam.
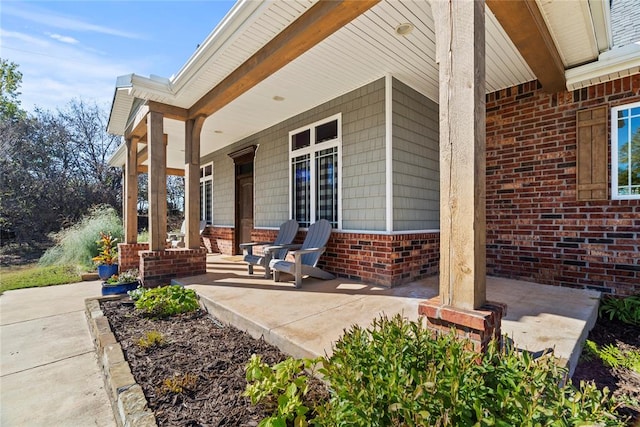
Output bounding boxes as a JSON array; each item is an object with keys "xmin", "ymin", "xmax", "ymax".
[
  {"xmin": 487, "ymin": 0, "xmax": 565, "ymax": 92},
  {"xmin": 188, "ymin": 0, "xmax": 380, "ymax": 119},
  {"xmin": 148, "ymin": 101, "xmax": 188, "ymax": 121},
  {"xmin": 136, "ymin": 165, "xmax": 185, "ymax": 177},
  {"xmin": 137, "ymin": 146, "xmax": 148, "ymax": 164},
  {"xmin": 126, "ymin": 105, "xmax": 149, "ymax": 139}
]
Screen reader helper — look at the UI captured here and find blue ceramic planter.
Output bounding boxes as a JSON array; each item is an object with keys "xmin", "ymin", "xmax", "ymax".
[
  {"xmin": 101, "ymin": 281, "xmax": 139, "ymax": 296},
  {"xmin": 97, "ymin": 264, "xmax": 119, "ymax": 280}
]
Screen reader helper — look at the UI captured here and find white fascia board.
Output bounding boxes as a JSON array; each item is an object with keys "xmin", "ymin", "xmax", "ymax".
[
  {"xmin": 169, "ymin": 0, "xmax": 269, "ymax": 93},
  {"xmin": 107, "ymin": 79, "xmax": 135, "ymax": 136},
  {"xmin": 588, "ymin": 0, "xmax": 612, "ymax": 53},
  {"xmin": 128, "ymin": 74, "xmax": 174, "ymax": 99},
  {"xmin": 108, "ymin": 140, "xmax": 127, "ymax": 167},
  {"xmin": 566, "ymin": 43, "xmax": 640, "ymax": 90}
]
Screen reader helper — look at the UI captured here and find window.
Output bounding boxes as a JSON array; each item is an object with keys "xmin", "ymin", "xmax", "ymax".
[
  {"xmin": 612, "ymin": 102, "xmax": 640, "ymax": 199},
  {"xmin": 200, "ymin": 162, "xmax": 213, "ymax": 223},
  {"xmin": 289, "ymin": 114, "xmax": 341, "ymax": 228}
]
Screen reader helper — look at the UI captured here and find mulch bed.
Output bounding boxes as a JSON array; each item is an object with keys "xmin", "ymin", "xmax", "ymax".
[
  {"xmin": 102, "ymin": 297, "xmax": 639, "ymax": 426},
  {"xmin": 100, "ymin": 299, "xmax": 327, "ymax": 426},
  {"xmin": 572, "ymin": 317, "xmax": 640, "ymax": 424}
]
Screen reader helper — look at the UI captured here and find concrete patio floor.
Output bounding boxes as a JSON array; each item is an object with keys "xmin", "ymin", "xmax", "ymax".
[{"xmin": 176, "ymin": 254, "xmax": 601, "ymax": 377}]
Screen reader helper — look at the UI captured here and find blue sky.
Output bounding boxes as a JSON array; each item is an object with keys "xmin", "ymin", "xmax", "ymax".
[{"xmin": 1, "ymin": 1, "xmax": 235, "ymax": 113}]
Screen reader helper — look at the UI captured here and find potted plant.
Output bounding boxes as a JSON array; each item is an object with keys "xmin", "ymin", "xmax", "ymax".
[
  {"xmin": 93, "ymin": 231, "xmax": 119, "ymax": 280},
  {"xmin": 101, "ymin": 268, "xmax": 140, "ymax": 296}
]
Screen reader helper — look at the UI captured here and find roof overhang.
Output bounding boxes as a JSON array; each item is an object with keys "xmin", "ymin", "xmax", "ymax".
[
  {"xmin": 566, "ymin": 43, "xmax": 640, "ymax": 90},
  {"xmin": 107, "ymin": 0, "xmax": 632, "ymax": 171}
]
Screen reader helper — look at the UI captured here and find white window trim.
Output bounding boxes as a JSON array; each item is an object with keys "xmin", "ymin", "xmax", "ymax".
[
  {"xmin": 288, "ymin": 113, "xmax": 342, "ymax": 229},
  {"xmin": 611, "ymin": 101, "xmax": 640, "ymax": 200},
  {"xmin": 200, "ymin": 162, "xmax": 214, "ymax": 223}
]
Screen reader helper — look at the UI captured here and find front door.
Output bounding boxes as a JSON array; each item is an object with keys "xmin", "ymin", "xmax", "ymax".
[{"xmin": 235, "ymin": 166, "xmax": 254, "ymax": 254}]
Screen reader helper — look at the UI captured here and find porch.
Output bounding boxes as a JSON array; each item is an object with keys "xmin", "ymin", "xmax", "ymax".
[{"xmin": 175, "ymin": 254, "xmax": 600, "ymax": 377}]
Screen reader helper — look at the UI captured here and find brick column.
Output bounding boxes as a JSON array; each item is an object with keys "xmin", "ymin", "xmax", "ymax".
[
  {"xmin": 118, "ymin": 243, "xmax": 149, "ymax": 272},
  {"xmin": 139, "ymin": 248, "xmax": 207, "ymax": 288},
  {"xmin": 419, "ymin": 297, "xmax": 506, "ymax": 352}
]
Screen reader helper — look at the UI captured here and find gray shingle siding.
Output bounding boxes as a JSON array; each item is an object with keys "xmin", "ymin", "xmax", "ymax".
[
  {"xmin": 205, "ymin": 78, "xmax": 387, "ymax": 230},
  {"xmin": 200, "ymin": 151, "xmax": 234, "ymax": 226},
  {"xmin": 392, "ymin": 78, "xmax": 440, "ymax": 231}
]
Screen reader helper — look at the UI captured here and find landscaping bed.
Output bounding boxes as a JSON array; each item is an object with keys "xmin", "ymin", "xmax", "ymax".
[
  {"xmin": 100, "ymin": 298, "xmax": 327, "ymax": 426},
  {"xmin": 100, "ymin": 293, "xmax": 638, "ymax": 426},
  {"xmin": 572, "ymin": 317, "xmax": 640, "ymax": 423}
]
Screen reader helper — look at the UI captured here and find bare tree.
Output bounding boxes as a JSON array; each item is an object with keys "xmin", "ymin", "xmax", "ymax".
[{"xmin": 0, "ymin": 99, "xmax": 122, "ymax": 245}]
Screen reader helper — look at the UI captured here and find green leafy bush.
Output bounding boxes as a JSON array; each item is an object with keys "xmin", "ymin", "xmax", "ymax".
[
  {"xmin": 244, "ymin": 354, "xmax": 321, "ymax": 427},
  {"xmin": 316, "ymin": 315, "xmax": 624, "ymax": 426},
  {"xmin": 39, "ymin": 206, "xmax": 123, "ymax": 269},
  {"xmin": 599, "ymin": 295, "xmax": 640, "ymax": 326},
  {"xmin": 585, "ymin": 339, "xmax": 640, "ymax": 374},
  {"xmin": 133, "ymin": 285, "xmax": 199, "ymax": 318},
  {"xmin": 247, "ymin": 315, "xmax": 626, "ymax": 426}
]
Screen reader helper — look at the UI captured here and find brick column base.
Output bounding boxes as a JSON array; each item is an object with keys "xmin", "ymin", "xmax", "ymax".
[
  {"xmin": 418, "ymin": 297, "xmax": 507, "ymax": 352},
  {"xmin": 139, "ymin": 248, "xmax": 207, "ymax": 288},
  {"xmin": 118, "ymin": 243, "xmax": 150, "ymax": 272}
]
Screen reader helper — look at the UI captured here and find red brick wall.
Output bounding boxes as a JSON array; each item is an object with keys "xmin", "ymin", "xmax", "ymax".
[
  {"xmin": 118, "ymin": 243, "xmax": 149, "ymax": 272},
  {"xmin": 201, "ymin": 226, "xmax": 234, "ymax": 255},
  {"xmin": 139, "ymin": 248, "xmax": 207, "ymax": 287},
  {"xmin": 323, "ymin": 232, "xmax": 439, "ymax": 286},
  {"xmin": 486, "ymin": 76, "xmax": 640, "ymax": 296},
  {"xmin": 244, "ymin": 228, "xmax": 440, "ymax": 287}
]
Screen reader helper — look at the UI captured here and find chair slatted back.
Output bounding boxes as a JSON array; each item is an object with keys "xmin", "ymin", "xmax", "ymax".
[
  {"xmin": 272, "ymin": 219, "xmax": 299, "ymax": 259},
  {"xmin": 300, "ymin": 219, "xmax": 331, "ymax": 267}
]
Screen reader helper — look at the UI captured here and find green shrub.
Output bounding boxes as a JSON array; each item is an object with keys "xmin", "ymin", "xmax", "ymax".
[
  {"xmin": 133, "ymin": 285, "xmax": 199, "ymax": 318},
  {"xmin": 314, "ymin": 315, "xmax": 624, "ymax": 426},
  {"xmin": 246, "ymin": 315, "xmax": 626, "ymax": 426},
  {"xmin": 39, "ymin": 206, "xmax": 123, "ymax": 269},
  {"xmin": 585, "ymin": 339, "xmax": 640, "ymax": 374},
  {"xmin": 599, "ymin": 295, "xmax": 640, "ymax": 326},
  {"xmin": 137, "ymin": 229, "xmax": 149, "ymax": 243},
  {"xmin": 244, "ymin": 355, "xmax": 321, "ymax": 427}
]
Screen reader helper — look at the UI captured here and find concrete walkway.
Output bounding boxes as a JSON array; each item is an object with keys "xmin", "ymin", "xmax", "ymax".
[
  {"xmin": 178, "ymin": 254, "xmax": 601, "ymax": 377},
  {"xmin": 0, "ymin": 281, "xmax": 116, "ymax": 427},
  {"xmin": 0, "ymin": 256, "xmax": 600, "ymax": 426}
]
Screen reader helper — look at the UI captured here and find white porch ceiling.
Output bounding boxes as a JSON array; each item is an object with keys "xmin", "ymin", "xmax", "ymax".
[{"xmin": 121, "ymin": 0, "xmax": 606, "ymax": 170}]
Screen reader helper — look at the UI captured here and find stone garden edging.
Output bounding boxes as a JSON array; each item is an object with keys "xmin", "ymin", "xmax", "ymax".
[{"xmin": 85, "ymin": 297, "xmax": 157, "ymax": 427}]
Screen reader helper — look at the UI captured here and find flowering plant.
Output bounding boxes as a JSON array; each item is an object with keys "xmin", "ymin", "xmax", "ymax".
[
  {"xmin": 92, "ymin": 232, "xmax": 118, "ymax": 266},
  {"xmin": 105, "ymin": 269, "xmax": 139, "ymax": 285}
]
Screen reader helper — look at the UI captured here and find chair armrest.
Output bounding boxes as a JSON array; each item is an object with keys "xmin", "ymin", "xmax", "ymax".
[
  {"xmin": 264, "ymin": 244, "xmax": 302, "ymax": 257},
  {"xmin": 291, "ymin": 247, "xmax": 325, "ymax": 256},
  {"xmin": 239, "ymin": 241, "xmax": 274, "ymax": 249}
]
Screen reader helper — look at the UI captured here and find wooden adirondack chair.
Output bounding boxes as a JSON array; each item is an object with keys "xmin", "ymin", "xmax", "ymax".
[
  {"xmin": 167, "ymin": 220, "xmax": 207, "ymax": 248},
  {"xmin": 268, "ymin": 219, "xmax": 334, "ymax": 288},
  {"xmin": 240, "ymin": 219, "xmax": 299, "ymax": 278}
]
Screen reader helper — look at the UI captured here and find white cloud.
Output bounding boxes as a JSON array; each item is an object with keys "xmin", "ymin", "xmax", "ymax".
[
  {"xmin": 1, "ymin": 29, "xmax": 133, "ymax": 112},
  {"xmin": 48, "ymin": 33, "xmax": 80, "ymax": 45},
  {"xmin": 2, "ymin": 3, "xmax": 143, "ymax": 40}
]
